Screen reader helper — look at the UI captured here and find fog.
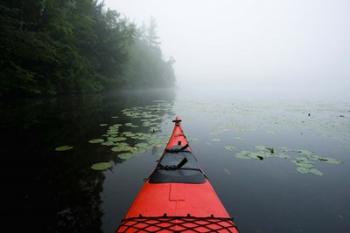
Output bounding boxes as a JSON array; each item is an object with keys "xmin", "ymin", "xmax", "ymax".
[{"xmin": 106, "ymin": 0, "xmax": 350, "ymax": 94}]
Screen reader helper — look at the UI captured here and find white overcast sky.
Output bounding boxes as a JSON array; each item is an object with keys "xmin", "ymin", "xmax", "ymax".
[{"xmin": 105, "ymin": 0, "xmax": 350, "ymax": 91}]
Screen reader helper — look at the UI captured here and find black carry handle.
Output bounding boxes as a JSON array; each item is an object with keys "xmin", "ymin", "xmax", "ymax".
[
  {"xmin": 176, "ymin": 157, "xmax": 188, "ymax": 169},
  {"xmin": 165, "ymin": 144, "xmax": 189, "ymax": 153}
]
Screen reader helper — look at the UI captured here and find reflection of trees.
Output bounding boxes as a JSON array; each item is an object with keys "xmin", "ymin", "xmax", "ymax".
[{"xmin": 1, "ymin": 89, "xmax": 175, "ymax": 233}]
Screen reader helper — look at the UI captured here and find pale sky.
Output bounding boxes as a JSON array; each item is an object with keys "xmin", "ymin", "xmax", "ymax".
[{"xmin": 105, "ymin": 0, "xmax": 350, "ymax": 91}]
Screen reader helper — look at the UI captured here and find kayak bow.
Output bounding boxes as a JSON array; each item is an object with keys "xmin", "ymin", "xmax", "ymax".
[{"xmin": 116, "ymin": 117, "xmax": 240, "ymax": 233}]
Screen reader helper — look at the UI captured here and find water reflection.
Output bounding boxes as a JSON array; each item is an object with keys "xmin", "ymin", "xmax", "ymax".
[
  {"xmin": 2, "ymin": 87, "xmax": 350, "ymax": 233},
  {"xmin": 1, "ymin": 89, "xmax": 175, "ymax": 233}
]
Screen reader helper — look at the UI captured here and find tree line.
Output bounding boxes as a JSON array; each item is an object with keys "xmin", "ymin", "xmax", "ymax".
[{"xmin": 0, "ymin": 0, "xmax": 175, "ymax": 96}]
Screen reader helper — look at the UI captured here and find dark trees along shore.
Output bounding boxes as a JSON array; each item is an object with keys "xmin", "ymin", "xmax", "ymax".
[{"xmin": 0, "ymin": 0, "xmax": 175, "ymax": 96}]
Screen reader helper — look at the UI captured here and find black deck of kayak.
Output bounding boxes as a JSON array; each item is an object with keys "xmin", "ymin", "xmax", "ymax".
[{"xmin": 149, "ymin": 147, "xmax": 206, "ymax": 184}]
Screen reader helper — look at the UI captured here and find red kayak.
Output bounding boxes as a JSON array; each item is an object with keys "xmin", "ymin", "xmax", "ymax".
[{"xmin": 116, "ymin": 117, "xmax": 240, "ymax": 232}]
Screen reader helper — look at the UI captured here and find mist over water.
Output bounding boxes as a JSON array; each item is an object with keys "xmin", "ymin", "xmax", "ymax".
[
  {"xmin": 2, "ymin": 1, "xmax": 350, "ymax": 233},
  {"xmin": 106, "ymin": 0, "xmax": 350, "ymax": 96}
]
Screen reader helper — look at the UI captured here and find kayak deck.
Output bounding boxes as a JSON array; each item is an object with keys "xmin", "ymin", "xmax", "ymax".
[{"xmin": 116, "ymin": 117, "xmax": 239, "ymax": 232}]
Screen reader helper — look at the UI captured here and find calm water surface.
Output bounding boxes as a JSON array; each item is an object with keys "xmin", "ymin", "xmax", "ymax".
[{"xmin": 2, "ymin": 87, "xmax": 350, "ymax": 233}]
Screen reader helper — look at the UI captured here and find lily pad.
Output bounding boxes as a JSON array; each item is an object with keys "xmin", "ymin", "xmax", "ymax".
[
  {"xmin": 111, "ymin": 147, "xmax": 128, "ymax": 152},
  {"xmin": 101, "ymin": 141, "xmax": 116, "ymax": 146},
  {"xmin": 135, "ymin": 143, "xmax": 149, "ymax": 149},
  {"xmin": 236, "ymin": 151, "xmax": 253, "ymax": 159},
  {"xmin": 55, "ymin": 145, "xmax": 74, "ymax": 151},
  {"xmin": 150, "ymin": 127, "xmax": 160, "ymax": 133},
  {"xmin": 107, "ymin": 137, "xmax": 127, "ymax": 142},
  {"xmin": 89, "ymin": 138, "xmax": 104, "ymax": 144},
  {"xmin": 296, "ymin": 167, "xmax": 309, "ymax": 174},
  {"xmin": 309, "ymin": 168, "xmax": 323, "ymax": 176},
  {"xmin": 318, "ymin": 157, "xmax": 341, "ymax": 164},
  {"xmin": 295, "ymin": 162, "xmax": 314, "ymax": 169},
  {"xmin": 111, "ymin": 143, "xmax": 136, "ymax": 152},
  {"xmin": 255, "ymin": 146, "xmax": 274, "ymax": 154},
  {"xmin": 91, "ymin": 162, "xmax": 112, "ymax": 171},
  {"xmin": 125, "ymin": 123, "xmax": 138, "ymax": 128},
  {"xmin": 100, "ymin": 124, "xmax": 108, "ymax": 127},
  {"xmin": 118, "ymin": 153, "xmax": 134, "ymax": 160},
  {"xmin": 298, "ymin": 149, "xmax": 313, "ymax": 156}
]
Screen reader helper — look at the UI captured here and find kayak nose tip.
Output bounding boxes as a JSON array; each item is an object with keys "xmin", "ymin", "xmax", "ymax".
[{"xmin": 172, "ymin": 116, "xmax": 182, "ymax": 124}]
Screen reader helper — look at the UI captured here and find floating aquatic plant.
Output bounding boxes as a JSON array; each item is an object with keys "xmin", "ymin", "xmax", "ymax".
[
  {"xmin": 91, "ymin": 162, "xmax": 112, "ymax": 171},
  {"xmin": 233, "ymin": 146, "xmax": 341, "ymax": 176},
  {"xmin": 89, "ymin": 139, "xmax": 104, "ymax": 144},
  {"xmin": 149, "ymin": 127, "xmax": 160, "ymax": 133},
  {"xmin": 100, "ymin": 124, "xmax": 108, "ymax": 127},
  {"xmin": 101, "ymin": 141, "xmax": 116, "ymax": 146},
  {"xmin": 107, "ymin": 137, "xmax": 127, "ymax": 142},
  {"xmin": 118, "ymin": 153, "xmax": 134, "ymax": 160},
  {"xmin": 55, "ymin": 145, "xmax": 74, "ymax": 151},
  {"xmin": 135, "ymin": 142, "xmax": 149, "ymax": 149},
  {"xmin": 125, "ymin": 123, "xmax": 138, "ymax": 128},
  {"xmin": 89, "ymin": 103, "xmax": 173, "ymax": 164}
]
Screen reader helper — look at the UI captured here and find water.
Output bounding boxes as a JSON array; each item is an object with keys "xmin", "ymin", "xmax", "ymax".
[{"xmin": 1, "ymin": 87, "xmax": 349, "ymax": 233}]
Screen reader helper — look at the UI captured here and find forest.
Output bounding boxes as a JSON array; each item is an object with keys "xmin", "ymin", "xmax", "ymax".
[{"xmin": 0, "ymin": 0, "xmax": 175, "ymax": 96}]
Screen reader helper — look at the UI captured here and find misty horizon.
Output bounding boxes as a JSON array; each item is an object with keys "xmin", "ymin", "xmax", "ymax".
[{"xmin": 106, "ymin": 0, "xmax": 350, "ymax": 93}]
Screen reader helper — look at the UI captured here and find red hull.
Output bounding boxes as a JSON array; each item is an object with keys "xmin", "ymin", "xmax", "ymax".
[{"xmin": 117, "ymin": 117, "xmax": 239, "ymax": 232}]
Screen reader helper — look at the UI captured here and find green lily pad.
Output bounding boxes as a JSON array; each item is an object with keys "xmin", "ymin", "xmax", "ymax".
[
  {"xmin": 122, "ymin": 131, "xmax": 135, "ymax": 137},
  {"xmin": 118, "ymin": 153, "xmax": 134, "ymax": 160},
  {"xmin": 91, "ymin": 162, "xmax": 112, "ymax": 171},
  {"xmin": 107, "ymin": 129, "xmax": 119, "ymax": 135},
  {"xmin": 135, "ymin": 143, "xmax": 149, "ymax": 149},
  {"xmin": 309, "ymin": 168, "xmax": 323, "ymax": 176},
  {"xmin": 125, "ymin": 123, "xmax": 138, "ymax": 128},
  {"xmin": 111, "ymin": 147, "xmax": 128, "ymax": 152},
  {"xmin": 100, "ymin": 124, "xmax": 108, "ymax": 127},
  {"xmin": 318, "ymin": 157, "xmax": 341, "ymax": 164},
  {"xmin": 55, "ymin": 145, "xmax": 74, "ymax": 151},
  {"xmin": 89, "ymin": 138, "xmax": 104, "ymax": 144},
  {"xmin": 101, "ymin": 141, "xmax": 116, "ymax": 146},
  {"xmin": 150, "ymin": 127, "xmax": 160, "ymax": 132},
  {"xmin": 298, "ymin": 149, "xmax": 313, "ymax": 156},
  {"xmin": 255, "ymin": 146, "xmax": 274, "ymax": 154},
  {"xmin": 296, "ymin": 162, "xmax": 314, "ymax": 169},
  {"xmin": 295, "ymin": 157, "xmax": 310, "ymax": 163},
  {"xmin": 107, "ymin": 137, "xmax": 127, "ymax": 142},
  {"xmin": 111, "ymin": 143, "xmax": 135, "ymax": 152},
  {"xmin": 296, "ymin": 167, "xmax": 309, "ymax": 174},
  {"xmin": 236, "ymin": 151, "xmax": 252, "ymax": 159}
]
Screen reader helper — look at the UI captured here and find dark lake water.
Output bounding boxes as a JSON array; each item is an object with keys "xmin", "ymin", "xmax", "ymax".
[{"xmin": 2, "ymin": 87, "xmax": 350, "ymax": 233}]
